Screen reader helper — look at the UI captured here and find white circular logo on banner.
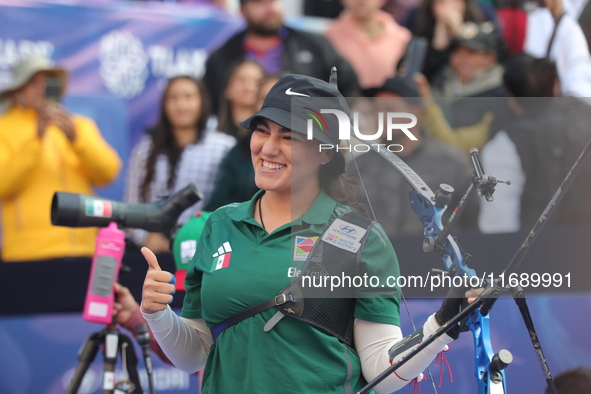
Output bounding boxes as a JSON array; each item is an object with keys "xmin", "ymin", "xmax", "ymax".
[{"xmin": 99, "ymin": 30, "xmax": 148, "ymax": 99}]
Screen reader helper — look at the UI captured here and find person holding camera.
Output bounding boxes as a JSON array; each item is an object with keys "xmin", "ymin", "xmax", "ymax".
[
  {"xmin": 138, "ymin": 72, "xmax": 480, "ymax": 393},
  {"xmin": 0, "ymin": 55, "xmax": 121, "ymax": 262}
]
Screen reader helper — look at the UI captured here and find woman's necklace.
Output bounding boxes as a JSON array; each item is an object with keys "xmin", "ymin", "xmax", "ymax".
[{"xmin": 258, "ymin": 196, "xmax": 265, "ymax": 230}]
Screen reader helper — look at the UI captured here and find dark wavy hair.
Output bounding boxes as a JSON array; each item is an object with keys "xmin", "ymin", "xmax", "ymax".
[
  {"xmin": 503, "ymin": 54, "xmax": 557, "ymax": 100},
  {"xmin": 139, "ymin": 76, "xmax": 212, "ymax": 202},
  {"xmin": 320, "ymin": 151, "xmax": 370, "ymax": 218}
]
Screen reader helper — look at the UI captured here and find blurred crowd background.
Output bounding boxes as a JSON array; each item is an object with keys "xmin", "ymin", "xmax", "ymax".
[{"xmin": 2, "ymin": 0, "xmax": 591, "ymax": 260}]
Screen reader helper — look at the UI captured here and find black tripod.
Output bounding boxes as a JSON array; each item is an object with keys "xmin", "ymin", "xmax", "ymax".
[{"xmin": 66, "ymin": 315, "xmax": 143, "ymax": 394}]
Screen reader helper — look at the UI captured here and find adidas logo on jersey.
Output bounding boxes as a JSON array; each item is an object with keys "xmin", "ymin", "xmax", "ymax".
[{"xmin": 212, "ymin": 242, "xmax": 232, "ymax": 271}]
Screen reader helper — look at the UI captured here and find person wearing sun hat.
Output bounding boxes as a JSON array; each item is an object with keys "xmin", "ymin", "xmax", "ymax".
[
  {"xmin": 0, "ymin": 55, "xmax": 121, "ymax": 262},
  {"xmin": 0, "ymin": 56, "xmax": 68, "ymax": 105},
  {"xmin": 138, "ymin": 71, "xmax": 479, "ymax": 394}
]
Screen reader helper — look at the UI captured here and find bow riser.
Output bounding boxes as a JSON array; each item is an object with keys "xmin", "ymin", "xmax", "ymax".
[
  {"xmin": 364, "ymin": 144, "xmax": 498, "ymax": 394},
  {"xmin": 409, "ymin": 191, "xmax": 476, "ymax": 277},
  {"xmin": 470, "ymin": 313, "xmax": 508, "ymax": 394}
]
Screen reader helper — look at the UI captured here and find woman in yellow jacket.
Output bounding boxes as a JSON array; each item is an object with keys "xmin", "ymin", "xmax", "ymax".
[{"xmin": 0, "ymin": 56, "xmax": 121, "ymax": 262}]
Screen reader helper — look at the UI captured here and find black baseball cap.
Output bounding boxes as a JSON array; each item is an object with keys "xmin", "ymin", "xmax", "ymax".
[
  {"xmin": 363, "ymin": 77, "xmax": 421, "ymax": 100},
  {"xmin": 241, "ymin": 72, "xmax": 350, "ymax": 172},
  {"xmin": 452, "ymin": 22, "xmax": 498, "ymax": 53}
]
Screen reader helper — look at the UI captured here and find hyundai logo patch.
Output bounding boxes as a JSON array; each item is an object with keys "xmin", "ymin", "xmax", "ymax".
[{"xmin": 339, "ymin": 225, "xmax": 357, "ymax": 234}]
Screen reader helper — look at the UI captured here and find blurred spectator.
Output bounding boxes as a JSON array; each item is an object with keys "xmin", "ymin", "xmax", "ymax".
[
  {"xmin": 124, "ymin": 76, "xmax": 235, "ymax": 253},
  {"xmin": 479, "ymin": 54, "xmax": 591, "ymax": 233},
  {"xmin": 431, "ymin": 22, "xmax": 509, "ymax": 128},
  {"xmin": 495, "ymin": 0, "xmax": 591, "ymax": 96},
  {"xmin": 404, "ymin": 0, "xmax": 498, "ymax": 81},
  {"xmin": 205, "ymin": 75, "xmax": 280, "ymax": 211},
  {"xmin": 217, "ymin": 60, "xmax": 265, "ymax": 141},
  {"xmin": 348, "ymin": 77, "xmax": 478, "ymax": 238},
  {"xmin": 0, "ymin": 55, "xmax": 121, "ymax": 262},
  {"xmin": 414, "ymin": 73, "xmax": 494, "ymax": 152},
  {"xmin": 544, "ymin": 367, "xmax": 591, "ymax": 394},
  {"xmin": 497, "ymin": 0, "xmax": 589, "ymax": 57},
  {"xmin": 203, "ymin": 0, "xmax": 360, "ymax": 113},
  {"xmin": 523, "ymin": 0, "xmax": 591, "ymax": 97},
  {"xmin": 324, "ymin": 0, "xmax": 411, "ymax": 89},
  {"xmin": 432, "ymin": 22, "xmax": 505, "ymax": 98}
]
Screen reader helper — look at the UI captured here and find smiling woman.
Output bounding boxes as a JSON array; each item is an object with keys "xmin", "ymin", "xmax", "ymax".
[
  {"xmin": 139, "ymin": 72, "xmax": 478, "ymax": 394},
  {"xmin": 248, "ymin": 118, "xmax": 334, "ymax": 232}
]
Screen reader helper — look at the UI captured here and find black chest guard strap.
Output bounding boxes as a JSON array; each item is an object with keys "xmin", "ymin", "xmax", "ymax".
[{"xmin": 273, "ymin": 211, "xmax": 375, "ymax": 347}]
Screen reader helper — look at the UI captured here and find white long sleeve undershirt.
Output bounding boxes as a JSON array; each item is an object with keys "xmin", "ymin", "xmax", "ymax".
[
  {"xmin": 141, "ymin": 305, "xmax": 211, "ymax": 374},
  {"xmin": 142, "ymin": 306, "xmax": 452, "ymax": 393},
  {"xmin": 354, "ymin": 316, "xmax": 452, "ymax": 393}
]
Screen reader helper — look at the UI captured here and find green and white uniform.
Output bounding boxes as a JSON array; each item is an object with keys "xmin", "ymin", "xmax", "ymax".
[{"xmin": 181, "ymin": 190, "xmax": 401, "ymax": 394}]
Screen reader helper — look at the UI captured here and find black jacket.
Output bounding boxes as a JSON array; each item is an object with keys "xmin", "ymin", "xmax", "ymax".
[
  {"xmin": 506, "ymin": 98, "xmax": 591, "ymax": 228},
  {"xmin": 203, "ymin": 27, "xmax": 360, "ymax": 112}
]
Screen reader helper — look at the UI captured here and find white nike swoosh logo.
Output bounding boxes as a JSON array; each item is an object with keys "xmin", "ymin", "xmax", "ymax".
[{"xmin": 285, "ymin": 87, "xmax": 310, "ymax": 97}]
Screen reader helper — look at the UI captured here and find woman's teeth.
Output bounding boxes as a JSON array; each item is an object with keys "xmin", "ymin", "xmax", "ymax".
[{"xmin": 262, "ymin": 160, "xmax": 285, "ymax": 170}]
